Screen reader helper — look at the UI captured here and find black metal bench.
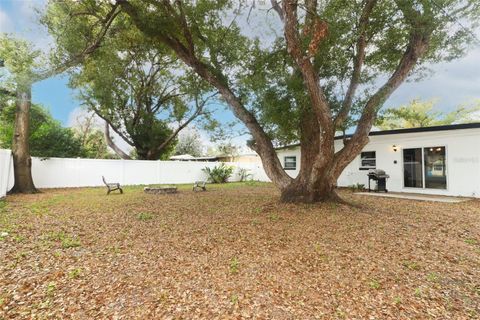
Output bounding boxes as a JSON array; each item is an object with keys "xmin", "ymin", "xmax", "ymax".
[
  {"xmin": 193, "ymin": 181, "xmax": 207, "ymax": 192},
  {"xmin": 102, "ymin": 176, "xmax": 123, "ymax": 195}
]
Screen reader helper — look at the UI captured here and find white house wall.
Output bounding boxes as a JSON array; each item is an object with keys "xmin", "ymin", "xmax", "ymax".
[{"xmin": 276, "ymin": 128, "xmax": 480, "ymax": 198}]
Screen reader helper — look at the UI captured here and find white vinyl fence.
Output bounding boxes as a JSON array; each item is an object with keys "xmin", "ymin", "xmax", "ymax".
[
  {"xmin": 0, "ymin": 149, "xmax": 269, "ymax": 191},
  {"xmin": 31, "ymin": 157, "xmax": 269, "ymax": 188},
  {"xmin": 0, "ymin": 150, "xmax": 14, "ymax": 199}
]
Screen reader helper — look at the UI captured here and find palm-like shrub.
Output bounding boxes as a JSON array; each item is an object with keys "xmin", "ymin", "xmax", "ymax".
[{"xmin": 202, "ymin": 163, "xmax": 234, "ymax": 183}]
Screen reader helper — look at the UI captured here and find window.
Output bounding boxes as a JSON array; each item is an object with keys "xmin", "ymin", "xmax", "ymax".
[
  {"xmin": 284, "ymin": 156, "xmax": 297, "ymax": 170},
  {"xmin": 403, "ymin": 146, "xmax": 446, "ymax": 189},
  {"xmin": 360, "ymin": 151, "xmax": 376, "ymax": 170}
]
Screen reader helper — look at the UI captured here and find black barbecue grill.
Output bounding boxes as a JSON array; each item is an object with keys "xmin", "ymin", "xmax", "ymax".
[{"xmin": 367, "ymin": 169, "xmax": 389, "ymax": 192}]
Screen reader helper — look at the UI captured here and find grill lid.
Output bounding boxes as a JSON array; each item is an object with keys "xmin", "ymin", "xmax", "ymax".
[{"xmin": 368, "ymin": 169, "xmax": 390, "ymax": 178}]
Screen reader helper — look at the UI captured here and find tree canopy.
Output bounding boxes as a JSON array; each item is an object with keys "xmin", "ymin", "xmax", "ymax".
[
  {"xmin": 376, "ymin": 99, "xmax": 480, "ymax": 130},
  {"xmin": 0, "ymin": 103, "xmax": 82, "ymax": 158},
  {"xmin": 174, "ymin": 130, "xmax": 204, "ymax": 157},
  {"xmin": 44, "ymin": 1, "xmax": 219, "ymax": 160}
]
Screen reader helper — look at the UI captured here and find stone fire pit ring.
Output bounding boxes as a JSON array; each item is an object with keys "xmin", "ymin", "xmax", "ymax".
[{"xmin": 144, "ymin": 186, "xmax": 178, "ymax": 194}]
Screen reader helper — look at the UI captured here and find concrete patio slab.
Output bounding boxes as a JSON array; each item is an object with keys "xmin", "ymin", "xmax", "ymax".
[{"xmin": 354, "ymin": 192, "xmax": 471, "ymax": 203}]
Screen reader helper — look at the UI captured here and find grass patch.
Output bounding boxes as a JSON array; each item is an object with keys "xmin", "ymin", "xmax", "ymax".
[
  {"xmin": 464, "ymin": 238, "xmax": 477, "ymax": 245},
  {"xmin": 137, "ymin": 212, "xmax": 154, "ymax": 221},
  {"xmin": 368, "ymin": 279, "xmax": 381, "ymax": 290},
  {"xmin": 427, "ymin": 272, "xmax": 439, "ymax": 282},
  {"xmin": 0, "ymin": 199, "xmax": 7, "ymax": 211},
  {"xmin": 68, "ymin": 268, "xmax": 83, "ymax": 279},
  {"xmin": 402, "ymin": 260, "xmax": 421, "ymax": 271},
  {"xmin": 229, "ymin": 257, "xmax": 239, "ymax": 274},
  {"xmin": 45, "ymin": 231, "xmax": 81, "ymax": 248}
]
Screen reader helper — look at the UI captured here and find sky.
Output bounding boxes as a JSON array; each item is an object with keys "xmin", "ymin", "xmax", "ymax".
[{"xmin": 1, "ymin": 0, "xmax": 480, "ymax": 150}]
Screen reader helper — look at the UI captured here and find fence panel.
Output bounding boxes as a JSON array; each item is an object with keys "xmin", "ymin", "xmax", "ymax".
[
  {"xmin": 29, "ymin": 156, "xmax": 269, "ymax": 188},
  {"xmin": 0, "ymin": 149, "xmax": 13, "ymax": 198}
]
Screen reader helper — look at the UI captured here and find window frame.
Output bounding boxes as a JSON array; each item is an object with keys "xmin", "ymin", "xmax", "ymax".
[
  {"xmin": 402, "ymin": 146, "xmax": 447, "ymax": 190},
  {"xmin": 359, "ymin": 151, "xmax": 376, "ymax": 170},
  {"xmin": 283, "ymin": 156, "xmax": 297, "ymax": 170}
]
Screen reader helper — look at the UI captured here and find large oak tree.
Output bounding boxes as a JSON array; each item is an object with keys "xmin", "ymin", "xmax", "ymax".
[{"xmin": 45, "ymin": 0, "xmax": 480, "ymax": 202}]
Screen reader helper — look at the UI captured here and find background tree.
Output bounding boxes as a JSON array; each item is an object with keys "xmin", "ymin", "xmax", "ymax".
[
  {"xmin": 0, "ymin": 103, "xmax": 84, "ymax": 158},
  {"xmin": 45, "ymin": 5, "xmax": 217, "ymax": 160},
  {"xmin": 216, "ymin": 142, "xmax": 240, "ymax": 159},
  {"xmin": 44, "ymin": 0, "xmax": 480, "ymax": 202},
  {"xmin": 70, "ymin": 112, "xmax": 116, "ymax": 159},
  {"xmin": 0, "ymin": 36, "xmax": 43, "ymax": 193},
  {"xmin": 376, "ymin": 99, "xmax": 480, "ymax": 129},
  {"xmin": 174, "ymin": 129, "xmax": 204, "ymax": 157}
]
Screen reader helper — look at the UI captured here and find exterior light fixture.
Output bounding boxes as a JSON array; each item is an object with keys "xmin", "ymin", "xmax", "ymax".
[{"xmin": 392, "ymin": 145, "xmax": 398, "ymax": 152}]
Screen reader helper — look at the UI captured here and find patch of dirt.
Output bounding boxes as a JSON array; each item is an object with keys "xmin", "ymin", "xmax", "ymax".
[{"xmin": 0, "ymin": 184, "xmax": 479, "ymax": 319}]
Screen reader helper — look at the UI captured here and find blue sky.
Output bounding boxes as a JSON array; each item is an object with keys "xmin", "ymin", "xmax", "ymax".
[
  {"xmin": 0, "ymin": 0, "xmax": 81, "ymax": 125},
  {"xmin": 1, "ymin": 0, "xmax": 480, "ymax": 130}
]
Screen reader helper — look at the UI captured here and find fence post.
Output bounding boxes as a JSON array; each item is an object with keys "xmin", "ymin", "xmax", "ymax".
[
  {"xmin": 76, "ymin": 157, "xmax": 81, "ymax": 187},
  {"xmin": 121, "ymin": 159, "xmax": 126, "ymax": 185}
]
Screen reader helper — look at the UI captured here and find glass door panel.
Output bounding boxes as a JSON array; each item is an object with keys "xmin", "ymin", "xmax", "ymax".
[
  {"xmin": 403, "ymin": 148, "xmax": 423, "ymax": 188},
  {"xmin": 424, "ymin": 147, "xmax": 447, "ymax": 189}
]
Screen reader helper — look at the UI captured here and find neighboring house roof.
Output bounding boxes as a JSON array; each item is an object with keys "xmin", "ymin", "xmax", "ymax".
[
  {"xmin": 170, "ymin": 154, "xmax": 196, "ymax": 160},
  {"xmin": 170, "ymin": 154, "xmax": 219, "ymax": 161},
  {"xmin": 276, "ymin": 122, "xmax": 480, "ymax": 150},
  {"xmin": 217, "ymin": 153, "xmax": 260, "ymax": 158}
]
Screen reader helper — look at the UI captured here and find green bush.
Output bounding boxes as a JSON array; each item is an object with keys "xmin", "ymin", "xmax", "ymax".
[
  {"xmin": 349, "ymin": 183, "xmax": 365, "ymax": 192},
  {"xmin": 238, "ymin": 168, "xmax": 252, "ymax": 182},
  {"xmin": 202, "ymin": 163, "xmax": 234, "ymax": 183}
]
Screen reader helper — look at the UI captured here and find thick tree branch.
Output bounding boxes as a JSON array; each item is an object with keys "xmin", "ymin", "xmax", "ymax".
[
  {"xmin": 154, "ymin": 92, "xmax": 211, "ymax": 154},
  {"xmin": 117, "ymin": 0, "xmax": 292, "ymax": 187},
  {"xmin": 333, "ymin": 12, "xmax": 433, "ymax": 177},
  {"xmin": 87, "ymin": 101, "xmax": 135, "ymax": 147},
  {"xmin": 334, "ymin": 0, "xmax": 377, "ymax": 129},
  {"xmin": 174, "ymin": 0, "xmax": 195, "ymax": 53},
  {"xmin": 270, "ymin": 0, "xmax": 285, "ymax": 21},
  {"xmin": 34, "ymin": 4, "xmax": 121, "ymax": 82},
  {"xmin": 104, "ymin": 122, "xmax": 132, "ymax": 160},
  {"xmin": 282, "ymin": 0, "xmax": 333, "ymax": 133}
]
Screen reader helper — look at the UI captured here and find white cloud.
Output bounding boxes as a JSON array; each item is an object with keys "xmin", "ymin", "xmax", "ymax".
[
  {"xmin": 385, "ymin": 45, "xmax": 480, "ymax": 112},
  {"xmin": 7, "ymin": 0, "xmax": 53, "ymax": 51},
  {"xmin": 0, "ymin": 9, "xmax": 13, "ymax": 33}
]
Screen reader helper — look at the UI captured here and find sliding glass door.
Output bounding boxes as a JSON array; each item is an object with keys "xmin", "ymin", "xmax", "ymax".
[
  {"xmin": 403, "ymin": 146, "xmax": 447, "ymax": 189},
  {"xmin": 424, "ymin": 147, "xmax": 447, "ymax": 189},
  {"xmin": 403, "ymin": 148, "xmax": 423, "ymax": 188}
]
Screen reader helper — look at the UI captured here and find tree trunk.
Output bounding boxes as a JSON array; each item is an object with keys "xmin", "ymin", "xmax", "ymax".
[
  {"xmin": 9, "ymin": 85, "xmax": 37, "ymax": 194},
  {"xmin": 280, "ymin": 175, "xmax": 340, "ymax": 203}
]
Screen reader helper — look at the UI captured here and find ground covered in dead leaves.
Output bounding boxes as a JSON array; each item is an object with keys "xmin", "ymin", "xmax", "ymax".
[{"xmin": 0, "ymin": 182, "xmax": 479, "ymax": 319}]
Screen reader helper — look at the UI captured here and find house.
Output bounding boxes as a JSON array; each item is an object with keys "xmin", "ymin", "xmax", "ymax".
[
  {"xmin": 275, "ymin": 123, "xmax": 480, "ymax": 198},
  {"xmin": 170, "ymin": 153, "xmax": 262, "ymax": 163},
  {"xmin": 169, "ymin": 154, "xmax": 219, "ymax": 162},
  {"xmin": 216, "ymin": 153, "xmax": 262, "ymax": 163}
]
